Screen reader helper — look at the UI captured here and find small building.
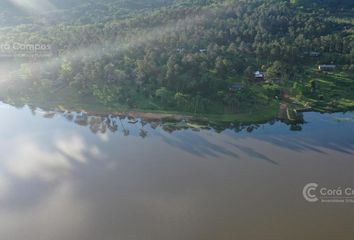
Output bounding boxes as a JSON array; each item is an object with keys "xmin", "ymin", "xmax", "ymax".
[
  {"xmin": 199, "ymin": 49, "xmax": 207, "ymax": 53},
  {"xmin": 229, "ymin": 83, "xmax": 244, "ymax": 92},
  {"xmin": 254, "ymin": 71, "xmax": 264, "ymax": 81},
  {"xmin": 318, "ymin": 64, "xmax": 336, "ymax": 71}
]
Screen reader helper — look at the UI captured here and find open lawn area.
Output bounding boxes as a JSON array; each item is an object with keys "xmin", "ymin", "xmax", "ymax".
[{"xmin": 291, "ymin": 69, "xmax": 354, "ymax": 112}]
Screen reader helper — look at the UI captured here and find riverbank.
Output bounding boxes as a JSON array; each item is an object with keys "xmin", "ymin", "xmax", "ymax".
[
  {"xmin": 1, "ymin": 68, "xmax": 353, "ymax": 126},
  {"xmin": 0, "ymin": 91, "xmax": 280, "ymax": 126}
]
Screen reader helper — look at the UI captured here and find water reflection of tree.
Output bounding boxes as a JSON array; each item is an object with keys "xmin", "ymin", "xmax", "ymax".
[
  {"xmin": 89, "ymin": 116, "xmax": 107, "ymax": 134},
  {"xmin": 43, "ymin": 112, "xmax": 56, "ymax": 118},
  {"xmin": 74, "ymin": 113, "xmax": 88, "ymax": 126},
  {"xmin": 63, "ymin": 112, "xmax": 74, "ymax": 121},
  {"xmin": 119, "ymin": 117, "xmax": 130, "ymax": 136},
  {"xmin": 139, "ymin": 129, "xmax": 148, "ymax": 138},
  {"xmin": 106, "ymin": 117, "xmax": 118, "ymax": 133},
  {"xmin": 33, "ymin": 108, "xmax": 306, "ymax": 136},
  {"xmin": 138, "ymin": 120, "xmax": 148, "ymax": 138},
  {"xmin": 29, "ymin": 105, "xmax": 37, "ymax": 115}
]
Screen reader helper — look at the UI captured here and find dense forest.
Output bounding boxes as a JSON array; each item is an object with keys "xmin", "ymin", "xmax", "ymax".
[{"xmin": 0, "ymin": 0, "xmax": 353, "ymax": 116}]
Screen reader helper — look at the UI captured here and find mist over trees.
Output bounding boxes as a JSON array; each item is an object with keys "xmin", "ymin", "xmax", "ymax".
[{"xmin": 0, "ymin": 0, "xmax": 353, "ymax": 113}]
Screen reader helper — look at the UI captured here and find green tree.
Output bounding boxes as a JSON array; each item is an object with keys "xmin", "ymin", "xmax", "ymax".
[
  {"xmin": 174, "ymin": 92, "xmax": 188, "ymax": 109},
  {"xmin": 155, "ymin": 87, "xmax": 172, "ymax": 105}
]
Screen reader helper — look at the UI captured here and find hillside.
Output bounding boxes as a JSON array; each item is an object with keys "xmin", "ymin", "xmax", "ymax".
[{"xmin": 0, "ymin": 0, "xmax": 353, "ymax": 117}]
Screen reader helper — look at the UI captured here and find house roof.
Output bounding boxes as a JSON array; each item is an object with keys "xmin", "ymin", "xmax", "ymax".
[{"xmin": 254, "ymin": 71, "xmax": 264, "ymax": 78}]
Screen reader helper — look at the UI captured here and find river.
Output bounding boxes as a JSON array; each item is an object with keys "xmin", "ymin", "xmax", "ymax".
[{"xmin": 0, "ymin": 102, "xmax": 353, "ymax": 240}]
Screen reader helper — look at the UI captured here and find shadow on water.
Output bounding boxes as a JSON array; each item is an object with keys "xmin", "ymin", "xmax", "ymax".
[
  {"xmin": 4, "ymin": 102, "xmax": 354, "ymax": 162},
  {"xmin": 155, "ymin": 130, "xmax": 240, "ymax": 159},
  {"xmin": 232, "ymin": 144, "xmax": 279, "ymax": 165},
  {"xmin": 255, "ymin": 129, "xmax": 354, "ymax": 156}
]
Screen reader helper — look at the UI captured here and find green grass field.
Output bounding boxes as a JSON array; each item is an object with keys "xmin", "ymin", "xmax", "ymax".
[{"xmin": 290, "ymin": 68, "xmax": 354, "ymax": 112}]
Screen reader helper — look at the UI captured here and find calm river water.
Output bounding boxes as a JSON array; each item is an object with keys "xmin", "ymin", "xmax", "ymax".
[{"xmin": 0, "ymin": 102, "xmax": 353, "ymax": 240}]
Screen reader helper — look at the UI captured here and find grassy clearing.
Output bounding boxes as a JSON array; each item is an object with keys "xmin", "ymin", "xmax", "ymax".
[{"xmin": 291, "ymin": 68, "xmax": 354, "ymax": 112}]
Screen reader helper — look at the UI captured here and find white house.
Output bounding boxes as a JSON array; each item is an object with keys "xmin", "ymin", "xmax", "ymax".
[{"xmin": 254, "ymin": 71, "xmax": 264, "ymax": 80}]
